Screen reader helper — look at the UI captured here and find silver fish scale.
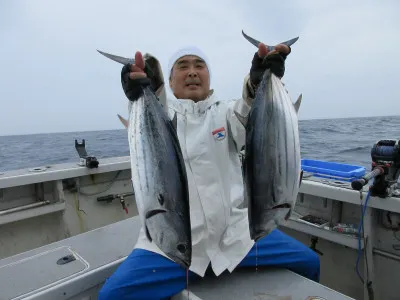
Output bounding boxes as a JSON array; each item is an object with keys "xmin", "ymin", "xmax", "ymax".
[
  {"xmin": 127, "ymin": 87, "xmax": 192, "ymax": 268},
  {"xmin": 244, "ymin": 70, "xmax": 301, "ymax": 242}
]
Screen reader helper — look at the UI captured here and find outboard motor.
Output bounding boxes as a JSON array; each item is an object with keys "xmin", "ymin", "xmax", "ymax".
[{"xmin": 351, "ymin": 139, "xmax": 400, "ymax": 197}]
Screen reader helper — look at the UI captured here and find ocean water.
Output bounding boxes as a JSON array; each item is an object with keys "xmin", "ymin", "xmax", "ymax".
[{"xmin": 1, "ymin": 115, "xmax": 399, "ymax": 173}]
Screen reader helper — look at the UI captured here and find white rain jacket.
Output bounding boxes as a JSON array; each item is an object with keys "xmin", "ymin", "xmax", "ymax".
[{"xmin": 134, "ymin": 54, "xmax": 259, "ymax": 277}]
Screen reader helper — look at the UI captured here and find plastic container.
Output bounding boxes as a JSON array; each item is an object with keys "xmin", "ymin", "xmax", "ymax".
[{"xmin": 301, "ymin": 159, "xmax": 366, "ymax": 182}]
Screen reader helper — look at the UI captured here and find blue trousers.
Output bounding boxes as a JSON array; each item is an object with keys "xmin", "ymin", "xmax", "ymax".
[{"xmin": 98, "ymin": 229, "xmax": 320, "ymax": 300}]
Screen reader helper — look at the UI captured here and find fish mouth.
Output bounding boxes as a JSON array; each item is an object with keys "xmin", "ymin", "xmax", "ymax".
[
  {"xmin": 167, "ymin": 252, "xmax": 191, "ymax": 269},
  {"xmin": 172, "ymin": 242, "xmax": 191, "ymax": 268},
  {"xmin": 250, "ymin": 203, "xmax": 293, "ymax": 241}
]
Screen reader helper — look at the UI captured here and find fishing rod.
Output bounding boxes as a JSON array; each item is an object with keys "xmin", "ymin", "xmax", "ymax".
[{"xmin": 351, "ymin": 139, "xmax": 400, "ymax": 198}]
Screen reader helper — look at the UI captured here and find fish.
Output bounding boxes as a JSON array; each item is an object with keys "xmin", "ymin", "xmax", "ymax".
[
  {"xmin": 126, "ymin": 79, "xmax": 191, "ymax": 268},
  {"xmin": 99, "ymin": 52, "xmax": 192, "ymax": 268},
  {"xmin": 238, "ymin": 31, "xmax": 303, "ymax": 242}
]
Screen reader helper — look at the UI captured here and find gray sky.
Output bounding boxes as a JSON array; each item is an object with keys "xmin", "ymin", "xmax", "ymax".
[{"xmin": 1, "ymin": 0, "xmax": 399, "ymax": 136}]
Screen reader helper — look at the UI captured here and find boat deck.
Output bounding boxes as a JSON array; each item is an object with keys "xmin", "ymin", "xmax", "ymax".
[
  {"xmin": 0, "ymin": 215, "xmax": 353, "ymax": 300},
  {"xmin": 173, "ymin": 268, "xmax": 354, "ymax": 300}
]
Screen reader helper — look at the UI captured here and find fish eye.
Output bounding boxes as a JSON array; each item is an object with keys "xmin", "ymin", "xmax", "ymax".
[{"xmin": 177, "ymin": 243, "xmax": 187, "ymax": 254}]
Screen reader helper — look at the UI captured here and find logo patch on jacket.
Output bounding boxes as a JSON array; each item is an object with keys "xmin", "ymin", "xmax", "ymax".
[{"xmin": 212, "ymin": 127, "xmax": 226, "ymax": 141}]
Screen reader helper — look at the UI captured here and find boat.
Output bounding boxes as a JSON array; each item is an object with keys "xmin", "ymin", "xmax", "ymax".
[{"xmin": 1, "ymin": 139, "xmax": 400, "ymax": 299}]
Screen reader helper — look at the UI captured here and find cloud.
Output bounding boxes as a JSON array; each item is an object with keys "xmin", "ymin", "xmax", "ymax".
[
  {"xmin": 281, "ymin": 1, "xmax": 400, "ymax": 119},
  {"xmin": 0, "ymin": 0, "xmax": 399, "ymax": 135}
]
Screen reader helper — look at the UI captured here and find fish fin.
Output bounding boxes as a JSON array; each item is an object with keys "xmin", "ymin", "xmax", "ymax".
[
  {"xmin": 145, "ymin": 208, "xmax": 168, "ymax": 219},
  {"xmin": 241, "ymin": 30, "xmax": 263, "ymax": 48},
  {"xmin": 234, "ymin": 111, "xmax": 248, "ymax": 128},
  {"xmin": 241, "ymin": 30, "xmax": 299, "ymax": 52},
  {"xmin": 144, "ymin": 224, "xmax": 152, "ymax": 242},
  {"xmin": 299, "ymin": 169, "xmax": 304, "ymax": 188},
  {"xmin": 284, "ymin": 208, "xmax": 292, "ymax": 221},
  {"xmin": 171, "ymin": 112, "xmax": 178, "ymax": 132},
  {"xmin": 117, "ymin": 114, "xmax": 129, "ymax": 129},
  {"xmin": 157, "ymin": 194, "xmax": 165, "ymax": 206},
  {"xmin": 97, "ymin": 49, "xmax": 135, "ymax": 65},
  {"xmin": 272, "ymin": 203, "xmax": 291, "ymax": 210},
  {"xmin": 294, "ymin": 94, "xmax": 302, "ymax": 113}
]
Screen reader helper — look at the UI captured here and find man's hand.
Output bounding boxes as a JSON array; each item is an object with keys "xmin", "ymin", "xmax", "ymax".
[
  {"xmin": 121, "ymin": 51, "xmax": 152, "ymax": 101},
  {"xmin": 250, "ymin": 42, "xmax": 291, "ymax": 88},
  {"xmin": 125, "ymin": 51, "xmax": 147, "ymax": 80}
]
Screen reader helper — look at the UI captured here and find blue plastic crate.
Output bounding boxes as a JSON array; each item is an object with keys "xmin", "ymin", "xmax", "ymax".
[{"xmin": 301, "ymin": 159, "xmax": 366, "ymax": 182}]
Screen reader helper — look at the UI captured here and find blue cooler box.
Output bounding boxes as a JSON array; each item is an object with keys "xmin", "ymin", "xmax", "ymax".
[{"xmin": 301, "ymin": 159, "xmax": 366, "ymax": 182}]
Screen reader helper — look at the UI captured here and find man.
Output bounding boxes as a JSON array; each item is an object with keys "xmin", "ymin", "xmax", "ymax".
[{"xmin": 98, "ymin": 41, "xmax": 320, "ymax": 300}]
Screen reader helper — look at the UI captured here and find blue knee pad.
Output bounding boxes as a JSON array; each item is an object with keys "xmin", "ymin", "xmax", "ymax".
[
  {"xmin": 238, "ymin": 229, "xmax": 320, "ymax": 282},
  {"xmin": 98, "ymin": 248, "xmax": 198, "ymax": 300}
]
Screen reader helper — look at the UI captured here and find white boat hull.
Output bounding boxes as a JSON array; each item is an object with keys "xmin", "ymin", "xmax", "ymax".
[{"xmin": 1, "ymin": 156, "xmax": 400, "ymax": 299}]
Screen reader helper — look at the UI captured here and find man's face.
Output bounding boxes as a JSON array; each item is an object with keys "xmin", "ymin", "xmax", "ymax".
[{"xmin": 169, "ymin": 55, "xmax": 210, "ymax": 102}]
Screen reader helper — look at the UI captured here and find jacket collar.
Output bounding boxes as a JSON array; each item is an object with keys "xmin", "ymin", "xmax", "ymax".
[{"xmin": 168, "ymin": 89, "xmax": 219, "ymax": 115}]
